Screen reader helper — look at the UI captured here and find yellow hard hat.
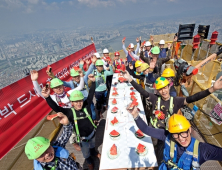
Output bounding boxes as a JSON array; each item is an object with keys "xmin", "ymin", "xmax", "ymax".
[
  {"xmin": 141, "ymin": 63, "xmax": 150, "ymax": 72},
  {"xmin": 155, "ymin": 77, "xmax": 169, "ymax": 90},
  {"xmin": 135, "ymin": 60, "xmax": 143, "ymax": 68},
  {"xmin": 161, "ymin": 68, "xmax": 175, "ymax": 77},
  {"xmin": 168, "ymin": 114, "xmax": 191, "ymax": 133}
]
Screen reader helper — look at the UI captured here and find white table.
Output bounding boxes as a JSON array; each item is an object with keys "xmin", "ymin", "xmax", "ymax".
[{"xmin": 99, "ymin": 73, "xmax": 158, "ymax": 170}]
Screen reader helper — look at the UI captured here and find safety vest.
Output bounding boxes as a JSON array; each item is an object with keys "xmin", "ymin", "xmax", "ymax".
[
  {"xmin": 94, "ymin": 70, "xmax": 106, "ymax": 89},
  {"xmin": 134, "ymin": 71, "xmax": 145, "ymax": 89},
  {"xmin": 55, "ymin": 93, "xmax": 71, "ymax": 108},
  {"xmin": 159, "ymin": 134, "xmax": 200, "ymax": 170},
  {"xmin": 150, "ymin": 97, "xmax": 173, "ymax": 129},
  {"xmin": 159, "ymin": 48, "xmax": 167, "ymax": 58},
  {"xmin": 145, "ymin": 50, "xmax": 151, "ymax": 58},
  {"xmin": 71, "ymin": 108, "xmax": 96, "ymax": 143},
  {"xmin": 34, "ymin": 146, "xmax": 70, "ymax": 170}
]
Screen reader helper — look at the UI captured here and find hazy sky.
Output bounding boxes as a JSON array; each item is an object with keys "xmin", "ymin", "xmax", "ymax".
[{"xmin": 0, "ymin": 0, "xmax": 222, "ymax": 36}]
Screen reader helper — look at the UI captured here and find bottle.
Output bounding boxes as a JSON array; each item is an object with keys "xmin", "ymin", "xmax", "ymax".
[{"xmin": 192, "ymin": 105, "xmax": 199, "ymax": 116}]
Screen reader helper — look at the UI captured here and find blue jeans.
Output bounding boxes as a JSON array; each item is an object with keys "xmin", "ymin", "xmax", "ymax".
[
  {"xmin": 81, "ymin": 135, "xmax": 96, "ymax": 159},
  {"xmin": 90, "ymin": 103, "xmax": 96, "ymax": 120},
  {"xmin": 95, "ymin": 90, "xmax": 107, "ymax": 112}
]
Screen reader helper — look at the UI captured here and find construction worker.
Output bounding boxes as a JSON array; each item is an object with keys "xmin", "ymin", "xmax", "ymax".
[
  {"xmin": 31, "ymin": 70, "xmax": 84, "ymax": 108},
  {"xmin": 144, "ymin": 41, "xmax": 152, "ymax": 58},
  {"xmin": 161, "ymin": 68, "xmax": 177, "ymax": 97},
  {"xmin": 123, "ymin": 70, "xmax": 222, "ymax": 129},
  {"xmin": 122, "ymin": 37, "xmax": 140, "ymax": 65},
  {"xmin": 102, "ymin": 48, "xmax": 113, "ymax": 92},
  {"xmin": 93, "ymin": 59, "xmax": 113, "ymax": 118},
  {"xmin": 25, "ymin": 112, "xmax": 80, "ymax": 170},
  {"xmin": 140, "ymin": 45, "xmax": 171, "ymax": 76},
  {"xmin": 113, "ymin": 51, "xmax": 124, "ymax": 73},
  {"xmin": 42, "ymin": 75, "xmax": 100, "ymax": 170},
  {"xmin": 128, "ymin": 108, "xmax": 222, "ymax": 170},
  {"xmin": 93, "ymin": 52, "xmax": 108, "ymax": 70}
]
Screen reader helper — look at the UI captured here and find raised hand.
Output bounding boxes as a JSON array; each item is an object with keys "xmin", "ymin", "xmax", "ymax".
[
  {"xmin": 79, "ymin": 60, "xmax": 84, "ymax": 65},
  {"xmin": 30, "ymin": 70, "xmax": 38, "ymax": 81},
  {"xmin": 127, "ymin": 105, "xmax": 139, "ymax": 119},
  {"xmin": 211, "ymin": 76, "xmax": 222, "ymax": 92},
  {"xmin": 150, "ymin": 35, "xmax": 154, "ymax": 41},
  {"xmin": 91, "ymin": 56, "xmax": 97, "ymax": 64},
  {"xmin": 136, "ymin": 37, "xmax": 139, "ymax": 43},
  {"xmin": 123, "ymin": 70, "xmax": 133, "ymax": 82},
  {"xmin": 86, "ymin": 59, "xmax": 90, "ymax": 65},
  {"xmin": 57, "ymin": 112, "xmax": 70, "ymax": 126},
  {"xmin": 46, "ymin": 69, "xmax": 55, "ymax": 79},
  {"xmin": 88, "ymin": 74, "xmax": 95, "ymax": 82},
  {"xmin": 168, "ymin": 43, "xmax": 172, "ymax": 49},
  {"xmin": 129, "ymin": 62, "xmax": 134, "ymax": 70},
  {"xmin": 41, "ymin": 86, "xmax": 50, "ymax": 98}
]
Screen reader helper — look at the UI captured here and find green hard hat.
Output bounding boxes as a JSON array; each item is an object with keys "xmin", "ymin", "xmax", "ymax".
[
  {"xmin": 50, "ymin": 78, "xmax": 63, "ymax": 88},
  {"xmin": 70, "ymin": 68, "xmax": 80, "ymax": 77},
  {"xmin": 151, "ymin": 46, "xmax": 160, "ymax": 54},
  {"xmin": 69, "ymin": 90, "xmax": 84, "ymax": 101},
  {"xmin": 96, "ymin": 59, "xmax": 104, "ymax": 66},
  {"xmin": 25, "ymin": 136, "xmax": 50, "ymax": 160}
]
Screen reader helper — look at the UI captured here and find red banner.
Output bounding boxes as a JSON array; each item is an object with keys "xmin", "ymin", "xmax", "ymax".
[{"xmin": 0, "ymin": 43, "xmax": 96, "ymax": 159}]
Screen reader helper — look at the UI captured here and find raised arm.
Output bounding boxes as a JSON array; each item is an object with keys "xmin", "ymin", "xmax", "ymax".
[
  {"xmin": 140, "ymin": 50, "xmax": 149, "ymax": 63},
  {"xmin": 135, "ymin": 39, "xmax": 140, "ymax": 54},
  {"xmin": 86, "ymin": 75, "xmax": 96, "ymax": 106},
  {"xmin": 122, "ymin": 44, "xmax": 128, "ymax": 55},
  {"xmin": 123, "ymin": 70, "xmax": 150, "ymax": 98},
  {"xmin": 184, "ymin": 77, "xmax": 222, "ymax": 105},
  {"xmin": 31, "ymin": 70, "xmax": 44, "ymax": 99}
]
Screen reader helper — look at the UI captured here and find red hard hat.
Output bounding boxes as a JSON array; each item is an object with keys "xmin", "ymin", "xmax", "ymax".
[{"xmin": 115, "ymin": 52, "xmax": 120, "ymax": 56}]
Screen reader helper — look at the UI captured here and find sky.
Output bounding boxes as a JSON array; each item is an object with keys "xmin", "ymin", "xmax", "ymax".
[{"xmin": 0, "ymin": 0, "xmax": 222, "ymax": 36}]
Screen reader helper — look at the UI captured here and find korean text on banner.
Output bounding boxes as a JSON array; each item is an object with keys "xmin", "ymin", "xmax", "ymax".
[{"xmin": 0, "ymin": 43, "xmax": 96, "ymax": 159}]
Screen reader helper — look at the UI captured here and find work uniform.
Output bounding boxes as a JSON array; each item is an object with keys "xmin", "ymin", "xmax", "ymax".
[
  {"xmin": 46, "ymin": 82, "xmax": 98, "ymax": 164},
  {"xmin": 34, "ymin": 124, "xmax": 79, "ymax": 170},
  {"xmin": 93, "ymin": 66, "xmax": 113, "ymax": 112},
  {"xmin": 134, "ymin": 115, "xmax": 222, "ymax": 169},
  {"xmin": 122, "ymin": 43, "xmax": 140, "ymax": 65}
]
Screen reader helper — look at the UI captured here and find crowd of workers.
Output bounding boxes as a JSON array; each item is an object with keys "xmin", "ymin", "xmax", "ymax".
[{"xmin": 25, "ymin": 35, "xmax": 222, "ymax": 170}]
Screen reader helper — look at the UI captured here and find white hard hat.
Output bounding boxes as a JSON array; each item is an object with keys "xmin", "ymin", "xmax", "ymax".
[
  {"xmin": 128, "ymin": 43, "xmax": 134, "ymax": 48},
  {"xmin": 103, "ymin": 48, "xmax": 109, "ymax": 54},
  {"xmin": 159, "ymin": 40, "xmax": 165, "ymax": 45},
  {"xmin": 93, "ymin": 52, "xmax": 100, "ymax": 59},
  {"xmin": 145, "ymin": 41, "xmax": 151, "ymax": 46}
]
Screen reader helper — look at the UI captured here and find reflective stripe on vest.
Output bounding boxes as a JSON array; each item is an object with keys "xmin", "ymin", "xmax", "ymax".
[
  {"xmin": 160, "ymin": 134, "xmax": 200, "ymax": 170},
  {"xmin": 43, "ymin": 158, "xmax": 58, "ymax": 170},
  {"xmin": 71, "ymin": 108, "xmax": 96, "ymax": 143}
]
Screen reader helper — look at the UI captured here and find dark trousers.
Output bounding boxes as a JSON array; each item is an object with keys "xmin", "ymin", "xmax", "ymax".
[
  {"xmin": 95, "ymin": 90, "xmax": 107, "ymax": 112},
  {"xmin": 106, "ymin": 75, "xmax": 113, "ymax": 92}
]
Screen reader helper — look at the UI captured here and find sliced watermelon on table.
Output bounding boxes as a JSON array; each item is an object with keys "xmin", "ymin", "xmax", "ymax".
[
  {"xmin": 110, "ymin": 144, "xmax": 117, "ymax": 155},
  {"xmin": 109, "ymin": 130, "xmax": 120, "ymax": 137},
  {"xmin": 130, "ymin": 91, "xmax": 135, "ymax": 96},
  {"xmin": 130, "ymin": 95, "xmax": 137, "ymax": 101},
  {"xmin": 111, "ymin": 106, "xmax": 118, "ymax": 113},
  {"xmin": 111, "ymin": 117, "xmax": 119, "ymax": 125},
  {"xmin": 137, "ymin": 143, "xmax": 146, "ymax": 154},
  {"xmin": 112, "ymin": 90, "xmax": 118, "ymax": 96},
  {"xmin": 113, "ymin": 87, "xmax": 117, "ymax": 91},
  {"xmin": 118, "ymin": 77, "xmax": 127, "ymax": 83},
  {"xmin": 129, "ymin": 100, "xmax": 139, "ymax": 109},
  {"xmin": 130, "ymin": 87, "xmax": 134, "ymax": 90},
  {"xmin": 112, "ymin": 98, "xmax": 117, "ymax": 105},
  {"xmin": 135, "ymin": 129, "xmax": 144, "ymax": 138}
]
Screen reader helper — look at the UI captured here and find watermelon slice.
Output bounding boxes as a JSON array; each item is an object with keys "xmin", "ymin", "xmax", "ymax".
[
  {"xmin": 111, "ymin": 107, "xmax": 118, "ymax": 113},
  {"xmin": 113, "ymin": 87, "xmax": 117, "ymax": 91},
  {"xmin": 109, "ymin": 130, "xmax": 120, "ymax": 137},
  {"xmin": 130, "ymin": 91, "xmax": 135, "ymax": 95},
  {"xmin": 129, "ymin": 100, "xmax": 139, "ymax": 109},
  {"xmin": 130, "ymin": 87, "xmax": 134, "ymax": 90},
  {"xmin": 130, "ymin": 95, "xmax": 137, "ymax": 101},
  {"xmin": 47, "ymin": 114, "xmax": 58, "ymax": 121},
  {"xmin": 112, "ymin": 90, "xmax": 118, "ymax": 96},
  {"xmin": 111, "ymin": 117, "xmax": 119, "ymax": 125},
  {"xmin": 112, "ymin": 98, "xmax": 117, "ymax": 105},
  {"xmin": 135, "ymin": 129, "xmax": 144, "ymax": 139},
  {"xmin": 118, "ymin": 77, "xmax": 127, "ymax": 83},
  {"xmin": 137, "ymin": 143, "xmax": 146, "ymax": 154},
  {"xmin": 110, "ymin": 144, "xmax": 117, "ymax": 155}
]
